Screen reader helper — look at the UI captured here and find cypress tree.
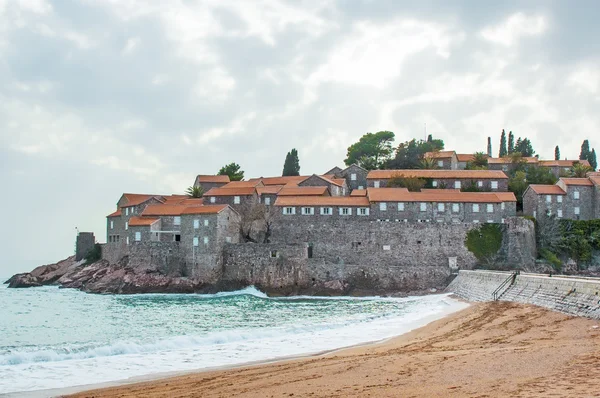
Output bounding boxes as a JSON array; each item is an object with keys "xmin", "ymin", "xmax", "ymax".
[
  {"xmin": 487, "ymin": 137, "xmax": 492, "ymax": 157},
  {"xmin": 508, "ymin": 131, "xmax": 515, "ymax": 154},
  {"xmin": 580, "ymin": 139, "xmax": 591, "ymax": 161},
  {"xmin": 499, "ymin": 129, "xmax": 507, "ymax": 157},
  {"xmin": 554, "ymin": 145, "xmax": 560, "ymax": 161},
  {"xmin": 591, "ymin": 148, "xmax": 597, "ymax": 170},
  {"xmin": 282, "ymin": 148, "xmax": 301, "ymax": 176}
]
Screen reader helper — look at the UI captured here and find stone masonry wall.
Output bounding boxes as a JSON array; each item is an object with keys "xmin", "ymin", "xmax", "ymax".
[
  {"xmin": 75, "ymin": 232, "xmax": 95, "ymax": 261},
  {"xmin": 447, "ymin": 270, "xmax": 600, "ymax": 319}
]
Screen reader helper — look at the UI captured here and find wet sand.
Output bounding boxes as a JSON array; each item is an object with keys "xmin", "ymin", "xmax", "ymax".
[{"xmin": 66, "ymin": 301, "xmax": 600, "ymax": 398}]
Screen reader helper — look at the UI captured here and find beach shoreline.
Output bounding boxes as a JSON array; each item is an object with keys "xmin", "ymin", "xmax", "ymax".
[{"xmin": 61, "ymin": 301, "xmax": 600, "ymax": 398}]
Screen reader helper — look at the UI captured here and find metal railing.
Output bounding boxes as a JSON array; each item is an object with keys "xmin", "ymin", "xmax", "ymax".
[{"xmin": 492, "ymin": 271, "xmax": 519, "ymax": 301}]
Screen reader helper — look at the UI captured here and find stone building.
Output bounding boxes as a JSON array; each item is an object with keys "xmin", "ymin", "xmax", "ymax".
[
  {"xmin": 456, "ymin": 154, "xmax": 475, "ymax": 170},
  {"xmin": 204, "ymin": 180, "xmax": 262, "ymax": 207},
  {"xmin": 274, "ymin": 196, "xmax": 371, "ymax": 219},
  {"xmin": 193, "ymin": 175, "xmax": 230, "ymax": 192},
  {"xmin": 298, "ymin": 174, "xmax": 348, "ymax": 196},
  {"xmin": 523, "ymin": 176, "xmax": 599, "ymax": 220},
  {"xmin": 487, "ymin": 157, "xmax": 539, "ymax": 173},
  {"xmin": 339, "ymin": 164, "xmax": 368, "ymax": 191},
  {"xmin": 424, "ymin": 151, "xmax": 458, "ymax": 170},
  {"xmin": 367, "ymin": 170, "xmax": 509, "ymax": 191},
  {"xmin": 538, "ymin": 160, "xmax": 592, "ymax": 178}
]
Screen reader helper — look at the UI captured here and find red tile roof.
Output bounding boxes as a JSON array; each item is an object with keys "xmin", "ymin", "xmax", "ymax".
[
  {"xmin": 121, "ymin": 193, "xmax": 161, "ymax": 207},
  {"xmin": 420, "ymin": 188, "xmax": 461, "ymax": 193},
  {"xmin": 274, "ymin": 196, "xmax": 370, "ymax": 207},
  {"xmin": 366, "ymin": 188, "xmax": 515, "ymax": 203},
  {"xmin": 528, "ymin": 185, "xmax": 567, "ymax": 195},
  {"xmin": 539, "ymin": 159, "xmax": 591, "ymax": 167},
  {"xmin": 424, "ymin": 151, "xmax": 456, "ymax": 159},
  {"xmin": 487, "ymin": 157, "xmax": 538, "ymax": 164},
  {"xmin": 249, "ymin": 176, "xmax": 308, "ymax": 186},
  {"xmin": 204, "ymin": 187, "xmax": 257, "ymax": 196},
  {"xmin": 221, "ymin": 180, "xmax": 263, "ymax": 189},
  {"xmin": 350, "ymin": 189, "xmax": 367, "ymax": 197},
  {"xmin": 196, "ymin": 175, "xmax": 230, "ymax": 183},
  {"xmin": 590, "ymin": 176, "xmax": 600, "ymax": 186},
  {"xmin": 181, "ymin": 205, "xmax": 229, "ymax": 215},
  {"xmin": 141, "ymin": 205, "xmax": 187, "ymax": 216},
  {"xmin": 278, "ymin": 186, "xmax": 329, "ymax": 196},
  {"xmin": 560, "ymin": 178, "xmax": 594, "ymax": 186},
  {"xmin": 367, "ymin": 170, "xmax": 508, "ymax": 179},
  {"xmin": 456, "ymin": 154, "xmax": 475, "ymax": 162},
  {"xmin": 107, "ymin": 209, "xmax": 122, "ymax": 217},
  {"xmin": 128, "ymin": 216, "xmax": 160, "ymax": 226},
  {"xmin": 256, "ymin": 186, "xmax": 284, "ymax": 195}
]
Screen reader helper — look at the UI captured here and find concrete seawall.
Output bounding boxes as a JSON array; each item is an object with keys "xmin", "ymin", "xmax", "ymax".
[{"xmin": 447, "ymin": 270, "xmax": 600, "ymax": 319}]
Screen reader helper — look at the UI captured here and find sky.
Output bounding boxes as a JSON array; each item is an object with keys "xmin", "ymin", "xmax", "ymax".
[{"xmin": 1, "ymin": 0, "xmax": 599, "ymax": 275}]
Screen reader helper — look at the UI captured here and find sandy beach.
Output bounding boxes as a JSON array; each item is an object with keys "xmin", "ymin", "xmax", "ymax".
[{"xmin": 64, "ymin": 301, "xmax": 600, "ymax": 398}]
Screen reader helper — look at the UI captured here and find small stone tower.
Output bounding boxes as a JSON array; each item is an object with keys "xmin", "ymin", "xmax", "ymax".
[{"xmin": 75, "ymin": 232, "xmax": 96, "ymax": 261}]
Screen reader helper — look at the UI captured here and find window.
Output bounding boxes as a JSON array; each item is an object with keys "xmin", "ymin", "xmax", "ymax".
[
  {"xmin": 487, "ymin": 220, "xmax": 494, "ymax": 223},
  {"xmin": 398, "ymin": 202, "xmax": 405, "ymax": 211},
  {"xmin": 432, "ymin": 181, "xmax": 438, "ymax": 187},
  {"xmin": 452, "ymin": 203, "xmax": 459, "ymax": 213},
  {"xmin": 194, "ymin": 219, "xmax": 200, "ymax": 229},
  {"xmin": 265, "ymin": 197, "xmax": 271, "ymax": 206},
  {"xmin": 339, "ymin": 207, "xmax": 351, "ymax": 215},
  {"xmin": 557, "ymin": 196, "xmax": 563, "ymax": 203},
  {"xmin": 379, "ymin": 202, "xmax": 387, "ymax": 211},
  {"xmin": 438, "ymin": 160, "xmax": 444, "ymax": 168},
  {"xmin": 283, "ymin": 207, "xmax": 295, "ymax": 215},
  {"xmin": 301, "ymin": 207, "xmax": 314, "ymax": 215},
  {"xmin": 501, "ymin": 202, "xmax": 505, "ymax": 210},
  {"xmin": 125, "ymin": 221, "xmax": 128, "ymax": 230},
  {"xmin": 225, "ymin": 237, "xmax": 232, "ymax": 243},
  {"xmin": 502, "ymin": 165, "xmax": 508, "ymax": 171},
  {"xmin": 320, "ymin": 207, "xmax": 332, "ymax": 215},
  {"xmin": 487, "ymin": 204, "xmax": 494, "ymax": 213},
  {"xmin": 234, "ymin": 196, "xmax": 240, "ymax": 204},
  {"xmin": 533, "ymin": 210, "xmax": 537, "ymax": 218},
  {"xmin": 203, "ymin": 236, "xmax": 209, "ymax": 245},
  {"xmin": 437, "ymin": 203, "xmax": 445, "ymax": 212},
  {"xmin": 110, "ymin": 221, "xmax": 114, "ymax": 229},
  {"xmin": 270, "ymin": 250, "xmax": 279, "ymax": 258},
  {"xmin": 420, "ymin": 203, "xmax": 427, "ymax": 212},
  {"xmin": 491, "ymin": 181, "xmax": 498, "ymax": 190},
  {"xmin": 477, "ymin": 181, "xmax": 483, "ymax": 188},
  {"xmin": 125, "ymin": 208, "xmax": 129, "ymax": 216},
  {"xmin": 546, "ymin": 195, "xmax": 552, "ymax": 203},
  {"xmin": 135, "ymin": 231, "xmax": 141, "ymax": 241},
  {"xmin": 473, "ymin": 220, "xmax": 479, "ymax": 224},
  {"xmin": 204, "ymin": 219, "xmax": 208, "ymax": 226},
  {"xmin": 358, "ymin": 208, "xmax": 369, "ymax": 216},
  {"xmin": 454, "ymin": 181, "xmax": 461, "ymax": 189},
  {"xmin": 351, "ymin": 173, "xmax": 357, "ymax": 181},
  {"xmin": 126, "ymin": 236, "xmax": 129, "ymax": 245},
  {"xmin": 174, "ymin": 216, "xmax": 181, "ymax": 226},
  {"xmin": 193, "ymin": 237, "xmax": 199, "ymax": 247},
  {"xmin": 358, "ymin": 185, "xmax": 364, "ymax": 190},
  {"xmin": 574, "ymin": 207, "xmax": 580, "ymax": 215},
  {"xmin": 557, "ymin": 209, "xmax": 563, "ymax": 218},
  {"xmin": 374, "ymin": 181, "xmax": 380, "ymax": 188},
  {"xmin": 210, "ymin": 197, "xmax": 216, "ymax": 203},
  {"xmin": 473, "ymin": 204, "xmax": 480, "ymax": 213},
  {"xmin": 574, "ymin": 191, "xmax": 580, "ymax": 199}
]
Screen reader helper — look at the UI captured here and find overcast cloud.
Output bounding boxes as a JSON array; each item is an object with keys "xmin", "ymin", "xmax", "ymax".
[{"xmin": 1, "ymin": 0, "xmax": 599, "ymax": 275}]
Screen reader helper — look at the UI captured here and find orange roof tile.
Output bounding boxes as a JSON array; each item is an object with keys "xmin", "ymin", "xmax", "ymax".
[
  {"xmin": 456, "ymin": 154, "xmax": 475, "ymax": 162},
  {"xmin": 489, "ymin": 192, "xmax": 518, "ymax": 202},
  {"xmin": 196, "ymin": 175, "xmax": 230, "ymax": 183},
  {"xmin": 367, "ymin": 188, "xmax": 410, "ymax": 202},
  {"xmin": 589, "ymin": 176, "xmax": 600, "ymax": 186},
  {"xmin": 560, "ymin": 178, "xmax": 594, "ymax": 186},
  {"xmin": 177, "ymin": 198, "xmax": 205, "ymax": 206},
  {"xmin": 181, "ymin": 205, "xmax": 229, "ymax": 215},
  {"xmin": 420, "ymin": 188, "xmax": 461, "ymax": 193},
  {"xmin": 141, "ymin": 205, "xmax": 187, "ymax": 216},
  {"xmin": 107, "ymin": 209, "xmax": 122, "ymax": 217},
  {"xmin": 539, "ymin": 159, "xmax": 591, "ymax": 167},
  {"xmin": 350, "ymin": 189, "xmax": 367, "ymax": 197},
  {"xmin": 367, "ymin": 169, "xmax": 508, "ymax": 179},
  {"xmin": 487, "ymin": 157, "xmax": 538, "ymax": 164},
  {"xmin": 121, "ymin": 193, "xmax": 161, "ymax": 207},
  {"xmin": 366, "ymin": 188, "xmax": 515, "ymax": 203},
  {"xmin": 128, "ymin": 216, "xmax": 160, "ymax": 226},
  {"xmin": 424, "ymin": 151, "xmax": 456, "ymax": 159},
  {"xmin": 249, "ymin": 176, "xmax": 308, "ymax": 186},
  {"xmin": 318, "ymin": 175, "xmax": 344, "ymax": 187},
  {"xmin": 221, "ymin": 180, "xmax": 264, "ymax": 189},
  {"xmin": 204, "ymin": 187, "xmax": 257, "ymax": 196},
  {"xmin": 278, "ymin": 186, "xmax": 329, "ymax": 196},
  {"xmin": 528, "ymin": 185, "xmax": 567, "ymax": 195},
  {"xmin": 257, "ymin": 186, "xmax": 284, "ymax": 195},
  {"xmin": 274, "ymin": 196, "xmax": 370, "ymax": 207}
]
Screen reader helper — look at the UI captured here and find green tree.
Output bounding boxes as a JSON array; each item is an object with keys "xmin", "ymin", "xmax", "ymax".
[
  {"xmin": 579, "ymin": 139, "xmax": 591, "ymax": 161},
  {"xmin": 591, "ymin": 148, "xmax": 597, "ymax": 170},
  {"xmin": 387, "ymin": 137, "xmax": 444, "ymax": 169},
  {"xmin": 571, "ymin": 161, "xmax": 593, "ymax": 177},
  {"xmin": 218, "ymin": 163, "xmax": 244, "ymax": 181},
  {"xmin": 185, "ymin": 186, "xmax": 204, "ymax": 198},
  {"xmin": 465, "ymin": 152, "xmax": 489, "ymax": 170},
  {"xmin": 387, "ymin": 176, "xmax": 426, "ymax": 191},
  {"xmin": 282, "ymin": 148, "xmax": 301, "ymax": 176},
  {"xmin": 554, "ymin": 145, "xmax": 560, "ymax": 161},
  {"xmin": 508, "ymin": 170, "xmax": 528, "ymax": 210},
  {"xmin": 499, "ymin": 130, "xmax": 507, "ymax": 157},
  {"xmin": 465, "ymin": 224, "xmax": 503, "ymax": 266},
  {"xmin": 487, "ymin": 137, "xmax": 492, "ymax": 157},
  {"xmin": 514, "ymin": 137, "xmax": 535, "ymax": 157},
  {"xmin": 344, "ymin": 131, "xmax": 395, "ymax": 170},
  {"xmin": 419, "ymin": 158, "xmax": 438, "ymax": 169},
  {"xmin": 508, "ymin": 131, "xmax": 515, "ymax": 154},
  {"xmin": 526, "ymin": 166, "xmax": 558, "ymax": 185}
]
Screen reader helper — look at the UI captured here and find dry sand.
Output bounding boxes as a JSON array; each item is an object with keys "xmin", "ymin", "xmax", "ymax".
[{"xmin": 66, "ymin": 301, "xmax": 600, "ymax": 398}]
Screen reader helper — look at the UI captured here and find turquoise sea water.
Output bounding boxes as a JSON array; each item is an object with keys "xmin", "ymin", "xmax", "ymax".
[{"xmin": 0, "ymin": 282, "xmax": 468, "ymax": 395}]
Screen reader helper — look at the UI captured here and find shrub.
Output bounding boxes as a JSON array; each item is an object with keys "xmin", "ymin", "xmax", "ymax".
[
  {"xmin": 84, "ymin": 243, "xmax": 102, "ymax": 265},
  {"xmin": 539, "ymin": 248, "xmax": 562, "ymax": 272},
  {"xmin": 465, "ymin": 224, "xmax": 503, "ymax": 266}
]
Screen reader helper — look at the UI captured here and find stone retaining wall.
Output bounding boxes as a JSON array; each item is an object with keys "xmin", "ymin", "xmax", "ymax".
[{"xmin": 447, "ymin": 270, "xmax": 600, "ymax": 319}]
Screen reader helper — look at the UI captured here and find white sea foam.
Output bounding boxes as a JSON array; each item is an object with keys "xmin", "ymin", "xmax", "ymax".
[{"xmin": 0, "ymin": 288, "xmax": 468, "ymax": 395}]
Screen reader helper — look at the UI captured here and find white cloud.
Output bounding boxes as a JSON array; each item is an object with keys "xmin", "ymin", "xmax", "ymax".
[
  {"xmin": 567, "ymin": 63, "xmax": 600, "ymax": 94},
  {"xmin": 481, "ymin": 12, "xmax": 547, "ymax": 47},
  {"xmin": 122, "ymin": 37, "xmax": 140, "ymax": 55}
]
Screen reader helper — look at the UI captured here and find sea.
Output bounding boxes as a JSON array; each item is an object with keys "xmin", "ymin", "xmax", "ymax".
[{"xmin": 0, "ymin": 281, "xmax": 468, "ymax": 396}]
